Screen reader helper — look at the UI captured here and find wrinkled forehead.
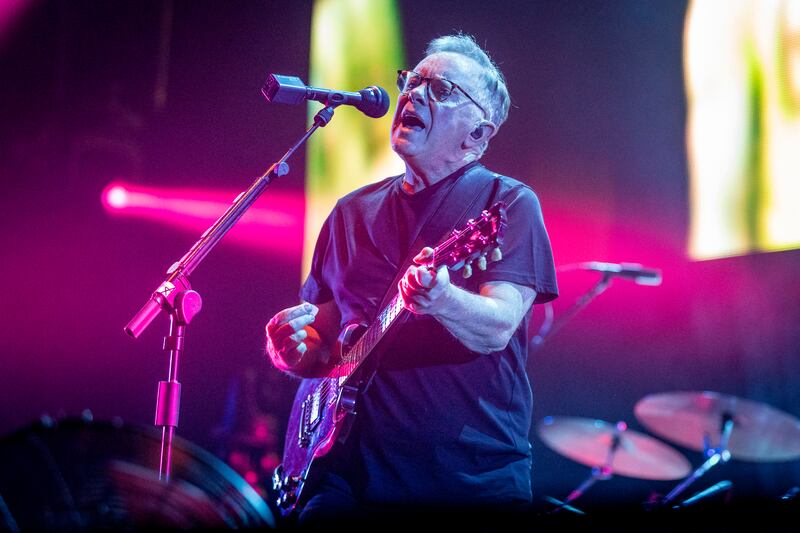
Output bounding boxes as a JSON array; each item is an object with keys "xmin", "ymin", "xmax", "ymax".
[{"xmin": 413, "ymin": 52, "xmax": 485, "ymax": 95}]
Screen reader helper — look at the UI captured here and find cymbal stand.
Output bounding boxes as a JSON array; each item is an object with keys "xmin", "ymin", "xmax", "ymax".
[
  {"xmin": 546, "ymin": 421, "xmax": 625, "ymax": 515},
  {"xmin": 659, "ymin": 413, "xmax": 733, "ymax": 507}
]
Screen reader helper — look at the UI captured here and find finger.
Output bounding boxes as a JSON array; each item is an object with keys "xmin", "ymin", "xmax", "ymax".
[
  {"xmin": 267, "ymin": 303, "xmax": 316, "ymax": 334},
  {"xmin": 398, "ymin": 277, "xmax": 408, "ymax": 298},
  {"xmin": 398, "ymin": 277, "xmax": 410, "ymax": 300},
  {"xmin": 273, "ymin": 341, "xmax": 307, "ymax": 368},
  {"xmin": 398, "ymin": 279, "xmax": 415, "ymax": 308},
  {"xmin": 414, "ymin": 266, "xmax": 436, "ymax": 289},
  {"xmin": 402, "ymin": 266, "xmax": 427, "ymax": 290},
  {"xmin": 285, "ymin": 341, "xmax": 307, "ymax": 357},
  {"xmin": 400, "ymin": 266, "xmax": 420, "ymax": 290},
  {"xmin": 400, "ymin": 290, "xmax": 417, "ymax": 313},
  {"xmin": 273, "ymin": 313, "xmax": 316, "ymax": 341},
  {"xmin": 289, "ymin": 328, "xmax": 308, "ymax": 343},
  {"xmin": 280, "ymin": 330, "xmax": 308, "ymax": 353},
  {"xmin": 407, "ymin": 277, "xmax": 433, "ymax": 300},
  {"xmin": 282, "ymin": 303, "xmax": 317, "ymax": 322},
  {"xmin": 405, "ymin": 268, "xmax": 426, "ymax": 291},
  {"xmin": 399, "ymin": 280, "xmax": 430, "ymax": 313},
  {"xmin": 289, "ymin": 312, "xmax": 316, "ymax": 332},
  {"xmin": 413, "ymin": 247, "xmax": 434, "ymax": 264}
]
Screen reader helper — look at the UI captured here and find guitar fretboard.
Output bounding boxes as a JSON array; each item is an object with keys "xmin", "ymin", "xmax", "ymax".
[
  {"xmin": 335, "ymin": 293, "xmax": 405, "ymax": 386},
  {"xmin": 328, "ymin": 203, "xmax": 505, "ymax": 385}
]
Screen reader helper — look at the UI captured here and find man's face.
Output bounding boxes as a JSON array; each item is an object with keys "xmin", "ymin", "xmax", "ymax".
[{"xmin": 390, "ymin": 52, "xmax": 487, "ymax": 166}]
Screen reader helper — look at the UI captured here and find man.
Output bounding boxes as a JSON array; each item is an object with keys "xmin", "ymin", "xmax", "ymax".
[{"xmin": 265, "ymin": 33, "xmax": 558, "ymax": 522}]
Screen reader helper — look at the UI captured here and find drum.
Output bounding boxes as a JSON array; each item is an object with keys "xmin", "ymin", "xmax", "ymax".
[{"xmin": 0, "ymin": 416, "xmax": 275, "ymax": 530}]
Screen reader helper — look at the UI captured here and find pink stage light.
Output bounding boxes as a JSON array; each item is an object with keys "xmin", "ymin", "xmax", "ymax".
[
  {"xmin": 104, "ymin": 185, "xmax": 129, "ymax": 209},
  {"xmin": 0, "ymin": 0, "xmax": 32, "ymax": 47},
  {"xmin": 101, "ymin": 181, "xmax": 304, "ymax": 256}
]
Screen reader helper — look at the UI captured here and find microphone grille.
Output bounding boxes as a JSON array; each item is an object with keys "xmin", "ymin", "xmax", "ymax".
[{"xmin": 358, "ymin": 86, "xmax": 391, "ymax": 118}]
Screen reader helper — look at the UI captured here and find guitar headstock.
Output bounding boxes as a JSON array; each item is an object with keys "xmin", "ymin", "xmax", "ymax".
[{"xmin": 431, "ymin": 201, "xmax": 508, "ymax": 278}]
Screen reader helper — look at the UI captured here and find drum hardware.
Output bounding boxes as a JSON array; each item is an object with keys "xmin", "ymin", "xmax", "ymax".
[
  {"xmin": 536, "ymin": 416, "xmax": 691, "ymax": 514},
  {"xmin": 670, "ymin": 479, "xmax": 733, "ymax": 509},
  {"xmin": 635, "ymin": 390, "xmax": 800, "ymax": 507},
  {"xmin": 781, "ymin": 486, "xmax": 800, "ymax": 501}
]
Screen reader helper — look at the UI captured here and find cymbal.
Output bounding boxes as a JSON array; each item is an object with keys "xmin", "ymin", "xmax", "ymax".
[
  {"xmin": 536, "ymin": 416, "xmax": 691, "ymax": 480},
  {"xmin": 634, "ymin": 391, "xmax": 800, "ymax": 462}
]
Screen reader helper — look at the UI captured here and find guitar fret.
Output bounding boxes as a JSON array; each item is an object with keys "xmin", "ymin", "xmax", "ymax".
[{"xmin": 334, "ymin": 204, "xmax": 505, "ymax": 384}]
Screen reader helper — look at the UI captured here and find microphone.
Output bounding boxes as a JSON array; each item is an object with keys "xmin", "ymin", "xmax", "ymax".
[
  {"xmin": 674, "ymin": 480, "xmax": 733, "ymax": 509},
  {"xmin": 262, "ymin": 73, "xmax": 390, "ymax": 118},
  {"xmin": 579, "ymin": 262, "xmax": 662, "ymax": 286}
]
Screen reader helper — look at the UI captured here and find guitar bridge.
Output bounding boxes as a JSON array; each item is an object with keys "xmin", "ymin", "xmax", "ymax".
[{"xmin": 298, "ymin": 381, "xmax": 328, "ymax": 448}]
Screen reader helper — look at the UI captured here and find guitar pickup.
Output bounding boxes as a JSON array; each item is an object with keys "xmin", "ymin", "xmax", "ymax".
[{"xmin": 298, "ymin": 384, "xmax": 326, "ymax": 447}]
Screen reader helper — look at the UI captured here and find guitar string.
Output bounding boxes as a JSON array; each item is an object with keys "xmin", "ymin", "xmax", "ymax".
[
  {"xmin": 331, "ymin": 210, "xmax": 501, "ymax": 382},
  {"xmin": 336, "ymin": 211, "xmax": 501, "ymax": 377},
  {"xmin": 305, "ymin": 208, "xmax": 502, "ymax": 431},
  {"xmin": 304, "ymin": 208, "xmax": 503, "ymax": 454}
]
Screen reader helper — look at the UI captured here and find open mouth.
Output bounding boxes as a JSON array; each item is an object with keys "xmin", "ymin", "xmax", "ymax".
[{"xmin": 399, "ymin": 111, "xmax": 425, "ymax": 131}]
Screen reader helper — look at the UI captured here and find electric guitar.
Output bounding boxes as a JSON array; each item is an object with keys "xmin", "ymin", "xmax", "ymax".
[{"xmin": 273, "ymin": 201, "xmax": 508, "ymax": 514}]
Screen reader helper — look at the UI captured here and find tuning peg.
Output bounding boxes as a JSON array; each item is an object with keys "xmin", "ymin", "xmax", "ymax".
[
  {"xmin": 463, "ymin": 262, "xmax": 473, "ymax": 278},
  {"xmin": 490, "ymin": 247, "xmax": 502, "ymax": 262},
  {"xmin": 477, "ymin": 255, "xmax": 487, "ymax": 271}
]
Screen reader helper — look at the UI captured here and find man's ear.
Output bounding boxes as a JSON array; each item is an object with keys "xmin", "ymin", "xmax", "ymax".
[{"xmin": 464, "ymin": 121, "xmax": 497, "ymax": 148}]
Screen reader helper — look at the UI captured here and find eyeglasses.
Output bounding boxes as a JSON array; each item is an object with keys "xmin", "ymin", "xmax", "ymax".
[{"xmin": 396, "ymin": 69, "xmax": 487, "ymax": 118}]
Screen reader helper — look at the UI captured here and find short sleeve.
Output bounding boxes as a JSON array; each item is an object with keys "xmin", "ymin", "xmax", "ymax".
[
  {"xmin": 299, "ymin": 208, "xmax": 336, "ymax": 304},
  {"xmin": 473, "ymin": 185, "xmax": 558, "ymax": 304}
]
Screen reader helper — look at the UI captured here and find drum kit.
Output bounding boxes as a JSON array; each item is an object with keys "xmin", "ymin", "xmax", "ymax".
[{"xmin": 536, "ymin": 391, "xmax": 800, "ymax": 514}]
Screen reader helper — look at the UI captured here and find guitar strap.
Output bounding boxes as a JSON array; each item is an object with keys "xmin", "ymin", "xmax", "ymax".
[
  {"xmin": 375, "ymin": 162, "xmax": 499, "ymax": 314},
  {"xmin": 350, "ymin": 163, "xmax": 501, "ymax": 390},
  {"xmin": 340, "ymin": 163, "xmax": 500, "ymax": 433}
]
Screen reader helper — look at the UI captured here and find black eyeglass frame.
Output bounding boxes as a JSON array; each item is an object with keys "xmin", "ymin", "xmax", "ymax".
[{"xmin": 396, "ymin": 69, "xmax": 488, "ymax": 119}]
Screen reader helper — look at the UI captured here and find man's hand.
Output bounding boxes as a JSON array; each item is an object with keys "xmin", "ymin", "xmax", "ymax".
[
  {"xmin": 397, "ymin": 247, "xmax": 537, "ymax": 355},
  {"xmin": 398, "ymin": 247, "xmax": 452, "ymax": 315},
  {"xmin": 265, "ymin": 303, "xmax": 319, "ymax": 371}
]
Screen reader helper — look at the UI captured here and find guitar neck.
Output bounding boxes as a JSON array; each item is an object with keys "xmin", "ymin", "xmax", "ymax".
[
  {"xmin": 331, "ymin": 202, "xmax": 505, "ymax": 384},
  {"xmin": 336, "ymin": 293, "xmax": 406, "ymax": 385}
]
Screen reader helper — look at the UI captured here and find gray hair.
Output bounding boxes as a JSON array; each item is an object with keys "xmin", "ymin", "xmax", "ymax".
[{"xmin": 425, "ymin": 33, "xmax": 511, "ymax": 129}]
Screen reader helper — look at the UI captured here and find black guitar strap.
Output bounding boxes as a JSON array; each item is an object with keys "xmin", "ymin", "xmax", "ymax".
[
  {"xmin": 345, "ymin": 163, "xmax": 502, "ymax": 392},
  {"xmin": 345, "ymin": 163, "xmax": 501, "ymax": 424},
  {"xmin": 375, "ymin": 162, "xmax": 499, "ymax": 314}
]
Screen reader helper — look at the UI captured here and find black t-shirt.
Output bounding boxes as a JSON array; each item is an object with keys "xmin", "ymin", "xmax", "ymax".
[{"xmin": 300, "ymin": 162, "xmax": 558, "ymax": 506}]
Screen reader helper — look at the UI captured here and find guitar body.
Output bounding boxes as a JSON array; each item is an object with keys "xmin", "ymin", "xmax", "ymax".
[
  {"xmin": 273, "ymin": 323, "xmax": 365, "ymax": 514},
  {"xmin": 272, "ymin": 202, "xmax": 508, "ymax": 515}
]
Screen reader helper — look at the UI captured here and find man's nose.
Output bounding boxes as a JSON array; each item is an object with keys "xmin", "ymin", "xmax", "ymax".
[{"xmin": 408, "ymin": 82, "xmax": 428, "ymax": 105}]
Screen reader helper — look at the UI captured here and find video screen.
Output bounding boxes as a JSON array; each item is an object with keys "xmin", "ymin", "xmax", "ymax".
[{"xmin": 686, "ymin": 0, "xmax": 800, "ymax": 260}]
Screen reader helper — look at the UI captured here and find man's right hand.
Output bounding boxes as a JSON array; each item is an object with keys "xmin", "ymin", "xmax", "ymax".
[{"xmin": 265, "ymin": 303, "xmax": 319, "ymax": 372}]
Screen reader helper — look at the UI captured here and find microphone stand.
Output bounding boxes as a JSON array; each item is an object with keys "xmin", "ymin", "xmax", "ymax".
[
  {"xmin": 125, "ymin": 104, "xmax": 339, "ymax": 482},
  {"xmin": 531, "ymin": 272, "xmax": 613, "ymax": 348}
]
